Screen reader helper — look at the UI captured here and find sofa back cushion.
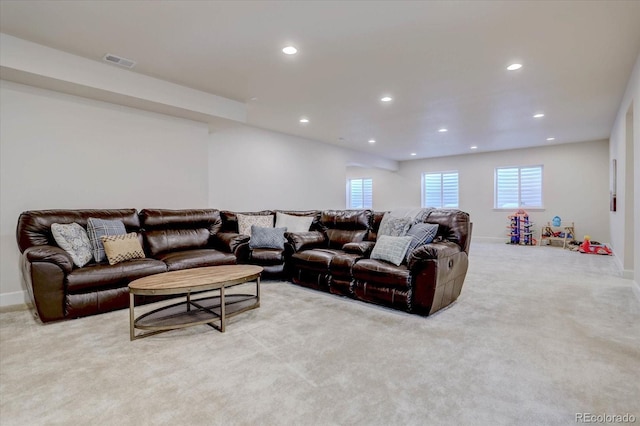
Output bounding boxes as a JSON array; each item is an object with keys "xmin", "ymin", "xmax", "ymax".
[
  {"xmin": 139, "ymin": 209, "xmax": 222, "ymax": 256},
  {"xmin": 367, "ymin": 211, "xmax": 387, "ymax": 241},
  {"xmin": 320, "ymin": 210, "xmax": 371, "ymax": 249},
  {"xmin": 424, "ymin": 209, "xmax": 471, "ymax": 253},
  {"xmin": 16, "ymin": 209, "xmax": 140, "ymax": 253}
]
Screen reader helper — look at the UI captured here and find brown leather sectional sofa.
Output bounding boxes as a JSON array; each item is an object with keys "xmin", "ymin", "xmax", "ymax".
[{"xmin": 16, "ymin": 207, "xmax": 471, "ymax": 323}]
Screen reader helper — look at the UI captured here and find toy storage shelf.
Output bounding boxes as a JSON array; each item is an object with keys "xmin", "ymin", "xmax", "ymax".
[
  {"xmin": 539, "ymin": 222, "xmax": 575, "ymax": 249},
  {"xmin": 506, "ymin": 210, "xmax": 536, "ymax": 245}
]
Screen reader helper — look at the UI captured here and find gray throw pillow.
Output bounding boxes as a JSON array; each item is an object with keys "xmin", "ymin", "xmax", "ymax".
[
  {"xmin": 378, "ymin": 213, "xmax": 411, "ymax": 237},
  {"xmin": 51, "ymin": 222, "xmax": 93, "ymax": 267},
  {"xmin": 370, "ymin": 235, "xmax": 413, "ymax": 266},
  {"xmin": 87, "ymin": 218, "xmax": 127, "ymax": 263},
  {"xmin": 249, "ymin": 226, "xmax": 287, "ymax": 249},
  {"xmin": 405, "ymin": 223, "xmax": 439, "ymax": 262}
]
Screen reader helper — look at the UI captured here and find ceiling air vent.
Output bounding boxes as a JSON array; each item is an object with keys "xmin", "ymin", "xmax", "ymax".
[{"xmin": 102, "ymin": 53, "xmax": 136, "ymax": 69}]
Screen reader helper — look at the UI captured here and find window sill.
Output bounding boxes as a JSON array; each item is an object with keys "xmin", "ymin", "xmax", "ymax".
[{"xmin": 493, "ymin": 208, "xmax": 545, "ymax": 212}]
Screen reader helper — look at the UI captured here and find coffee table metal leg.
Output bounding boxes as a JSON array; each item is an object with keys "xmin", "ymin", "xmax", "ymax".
[
  {"xmin": 220, "ymin": 286, "xmax": 226, "ymax": 332},
  {"xmin": 129, "ymin": 292, "xmax": 135, "ymax": 341}
]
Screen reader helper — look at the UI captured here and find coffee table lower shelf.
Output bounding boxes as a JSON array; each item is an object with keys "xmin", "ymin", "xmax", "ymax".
[{"xmin": 130, "ymin": 293, "xmax": 259, "ymax": 340}]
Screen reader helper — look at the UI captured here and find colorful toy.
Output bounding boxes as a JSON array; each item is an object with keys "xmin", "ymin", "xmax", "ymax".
[
  {"xmin": 578, "ymin": 235, "xmax": 612, "ymax": 255},
  {"xmin": 506, "ymin": 209, "xmax": 535, "ymax": 245}
]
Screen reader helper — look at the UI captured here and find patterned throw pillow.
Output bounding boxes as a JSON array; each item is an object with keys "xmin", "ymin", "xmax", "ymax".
[
  {"xmin": 100, "ymin": 233, "xmax": 145, "ymax": 265},
  {"xmin": 249, "ymin": 226, "xmax": 287, "ymax": 249},
  {"xmin": 405, "ymin": 223, "xmax": 439, "ymax": 262},
  {"xmin": 51, "ymin": 223, "xmax": 94, "ymax": 267},
  {"xmin": 87, "ymin": 218, "xmax": 126, "ymax": 263},
  {"xmin": 275, "ymin": 212, "xmax": 314, "ymax": 233},
  {"xmin": 237, "ymin": 214, "xmax": 274, "ymax": 236},
  {"xmin": 378, "ymin": 213, "xmax": 411, "ymax": 237},
  {"xmin": 370, "ymin": 235, "xmax": 413, "ymax": 266}
]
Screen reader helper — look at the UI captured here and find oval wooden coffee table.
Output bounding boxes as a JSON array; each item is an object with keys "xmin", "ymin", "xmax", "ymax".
[{"xmin": 128, "ymin": 265, "xmax": 263, "ymax": 340}]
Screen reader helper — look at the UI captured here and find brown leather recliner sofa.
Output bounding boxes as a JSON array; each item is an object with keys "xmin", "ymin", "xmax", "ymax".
[
  {"xmin": 16, "ymin": 207, "xmax": 471, "ymax": 323},
  {"xmin": 16, "ymin": 209, "xmax": 247, "ymax": 323},
  {"xmin": 287, "ymin": 209, "xmax": 471, "ymax": 315}
]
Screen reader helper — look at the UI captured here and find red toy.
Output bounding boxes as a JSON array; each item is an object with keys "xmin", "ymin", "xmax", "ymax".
[{"xmin": 578, "ymin": 235, "xmax": 612, "ymax": 255}]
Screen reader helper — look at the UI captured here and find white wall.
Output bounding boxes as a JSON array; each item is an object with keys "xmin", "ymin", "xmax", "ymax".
[
  {"xmin": 0, "ymin": 81, "xmax": 210, "ymax": 305},
  {"xmin": 208, "ymin": 124, "xmax": 395, "ymax": 211},
  {"xmin": 609, "ymin": 53, "xmax": 639, "ymax": 282},
  {"xmin": 348, "ymin": 140, "xmax": 611, "ymax": 242}
]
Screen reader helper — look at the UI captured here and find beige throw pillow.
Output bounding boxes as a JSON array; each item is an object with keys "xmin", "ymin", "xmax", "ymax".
[
  {"xmin": 100, "ymin": 232, "xmax": 145, "ymax": 265},
  {"xmin": 237, "ymin": 214, "xmax": 274, "ymax": 236}
]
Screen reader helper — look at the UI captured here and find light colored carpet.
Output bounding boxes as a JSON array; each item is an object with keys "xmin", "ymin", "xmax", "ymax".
[{"xmin": 0, "ymin": 241, "xmax": 638, "ymax": 426}]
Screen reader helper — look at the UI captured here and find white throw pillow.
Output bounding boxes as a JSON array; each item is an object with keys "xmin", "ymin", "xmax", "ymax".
[{"xmin": 275, "ymin": 212, "xmax": 314, "ymax": 233}]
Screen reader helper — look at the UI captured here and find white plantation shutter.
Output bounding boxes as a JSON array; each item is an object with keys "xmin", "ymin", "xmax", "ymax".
[
  {"xmin": 495, "ymin": 165, "xmax": 543, "ymax": 208},
  {"xmin": 520, "ymin": 166, "xmax": 542, "ymax": 207},
  {"xmin": 442, "ymin": 172, "xmax": 459, "ymax": 207},
  {"xmin": 422, "ymin": 171, "xmax": 459, "ymax": 208},
  {"xmin": 348, "ymin": 178, "xmax": 372, "ymax": 208}
]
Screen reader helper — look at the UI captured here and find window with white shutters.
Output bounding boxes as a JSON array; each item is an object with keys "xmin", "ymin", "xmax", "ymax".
[
  {"xmin": 495, "ymin": 165, "xmax": 543, "ymax": 209},
  {"xmin": 347, "ymin": 178, "xmax": 373, "ymax": 209},
  {"xmin": 422, "ymin": 171, "xmax": 459, "ymax": 208}
]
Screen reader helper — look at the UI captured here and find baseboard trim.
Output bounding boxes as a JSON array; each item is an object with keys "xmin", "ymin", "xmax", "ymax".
[
  {"xmin": 610, "ymin": 250, "xmax": 633, "ymax": 278},
  {"xmin": 0, "ymin": 290, "xmax": 29, "ymax": 310},
  {"xmin": 633, "ymin": 280, "xmax": 640, "ymax": 303}
]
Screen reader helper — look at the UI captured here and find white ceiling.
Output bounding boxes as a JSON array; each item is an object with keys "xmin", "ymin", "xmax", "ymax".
[{"xmin": 1, "ymin": 0, "xmax": 639, "ymax": 161}]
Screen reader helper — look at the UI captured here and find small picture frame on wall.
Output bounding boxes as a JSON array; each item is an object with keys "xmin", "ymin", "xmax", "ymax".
[{"xmin": 610, "ymin": 159, "xmax": 617, "ymax": 212}]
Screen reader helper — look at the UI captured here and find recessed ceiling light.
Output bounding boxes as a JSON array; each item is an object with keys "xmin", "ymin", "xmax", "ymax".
[
  {"xmin": 299, "ymin": 117, "xmax": 309, "ymax": 123},
  {"xmin": 470, "ymin": 146, "xmax": 478, "ymax": 150},
  {"xmin": 546, "ymin": 137, "xmax": 555, "ymax": 141},
  {"xmin": 380, "ymin": 96, "xmax": 393, "ymax": 102},
  {"xmin": 282, "ymin": 46, "xmax": 298, "ymax": 55},
  {"xmin": 410, "ymin": 152, "xmax": 417, "ymax": 156},
  {"xmin": 507, "ymin": 63, "xmax": 522, "ymax": 71},
  {"xmin": 438, "ymin": 128, "xmax": 448, "ymax": 133},
  {"xmin": 368, "ymin": 139, "xmax": 376, "ymax": 144},
  {"xmin": 533, "ymin": 113, "xmax": 545, "ymax": 118}
]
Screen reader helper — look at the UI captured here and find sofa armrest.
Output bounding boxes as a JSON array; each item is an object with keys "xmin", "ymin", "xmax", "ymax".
[
  {"xmin": 23, "ymin": 245, "xmax": 74, "ymax": 274},
  {"xmin": 342, "ymin": 241, "xmax": 376, "ymax": 256},
  {"xmin": 235, "ymin": 241, "xmax": 251, "ymax": 261},
  {"xmin": 407, "ymin": 241, "xmax": 462, "ymax": 270},
  {"xmin": 212, "ymin": 232, "xmax": 250, "ymax": 254},
  {"xmin": 21, "ymin": 246, "xmax": 71, "ymax": 322},
  {"xmin": 285, "ymin": 231, "xmax": 326, "ymax": 252}
]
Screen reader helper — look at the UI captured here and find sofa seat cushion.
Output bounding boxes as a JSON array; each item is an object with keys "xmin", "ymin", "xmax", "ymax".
[
  {"xmin": 291, "ymin": 248, "xmax": 343, "ymax": 273},
  {"xmin": 249, "ymin": 248, "xmax": 284, "ymax": 265},
  {"xmin": 66, "ymin": 258, "xmax": 167, "ymax": 293},
  {"xmin": 352, "ymin": 259, "xmax": 412, "ymax": 290},
  {"xmin": 330, "ymin": 252, "xmax": 363, "ymax": 277},
  {"xmin": 156, "ymin": 249, "xmax": 236, "ymax": 271}
]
